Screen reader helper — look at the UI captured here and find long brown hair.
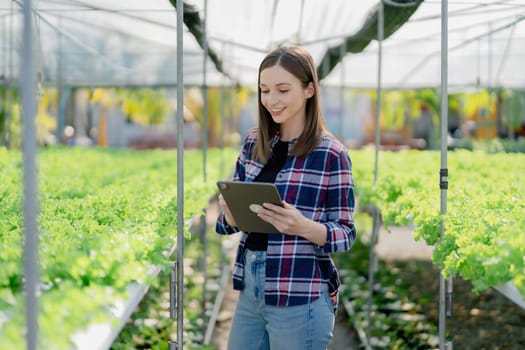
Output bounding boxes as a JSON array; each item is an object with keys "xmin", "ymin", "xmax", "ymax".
[{"xmin": 253, "ymin": 46, "xmax": 328, "ymax": 163}]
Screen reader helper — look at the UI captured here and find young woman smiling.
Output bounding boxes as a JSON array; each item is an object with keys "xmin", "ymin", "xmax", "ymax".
[{"xmin": 216, "ymin": 46, "xmax": 356, "ymax": 350}]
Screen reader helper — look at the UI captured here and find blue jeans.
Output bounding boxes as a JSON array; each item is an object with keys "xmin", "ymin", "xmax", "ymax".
[{"xmin": 228, "ymin": 249, "xmax": 335, "ymax": 350}]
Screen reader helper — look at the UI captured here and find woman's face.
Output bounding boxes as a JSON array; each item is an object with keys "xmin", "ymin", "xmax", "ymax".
[{"xmin": 259, "ymin": 64, "xmax": 313, "ymax": 139}]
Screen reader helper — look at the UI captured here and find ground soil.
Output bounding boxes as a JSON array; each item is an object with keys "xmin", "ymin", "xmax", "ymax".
[
  {"xmin": 391, "ymin": 259, "xmax": 525, "ymax": 350},
  {"xmin": 377, "ymin": 227, "xmax": 525, "ymax": 350}
]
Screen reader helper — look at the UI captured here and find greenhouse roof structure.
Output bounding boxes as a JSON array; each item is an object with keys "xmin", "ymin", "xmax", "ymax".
[{"xmin": 0, "ymin": 0, "xmax": 524, "ymax": 89}]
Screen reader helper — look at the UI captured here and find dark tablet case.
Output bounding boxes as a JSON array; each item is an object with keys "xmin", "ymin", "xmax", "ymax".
[{"xmin": 216, "ymin": 181, "xmax": 283, "ymax": 233}]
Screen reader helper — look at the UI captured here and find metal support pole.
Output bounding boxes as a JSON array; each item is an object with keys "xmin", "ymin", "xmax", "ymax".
[
  {"xmin": 339, "ymin": 42, "xmax": 345, "ymax": 142},
  {"xmin": 169, "ymin": 261, "xmax": 178, "ymax": 319},
  {"xmin": 367, "ymin": 1, "xmax": 383, "ymax": 343},
  {"xmin": 487, "ymin": 22, "xmax": 494, "ymax": 136},
  {"xmin": 488, "ymin": 22, "xmax": 493, "ymax": 88},
  {"xmin": 2, "ymin": 15, "xmax": 6, "ymax": 144},
  {"xmin": 56, "ymin": 16, "xmax": 65, "ymax": 143},
  {"xmin": 21, "ymin": 0, "xmax": 39, "ymax": 349},
  {"xmin": 58, "ymin": 87, "xmax": 71, "ymax": 143},
  {"xmin": 168, "ymin": 1, "xmax": 184, "ymax": 349},
  {"xmin": 200, "ymin": 0, "xmax": 209, "ymax": 338},
  {"xmin": 202, "ymin": 0, "xmax": 208, "ymax": 182},
  {"xmin": 366, "ymin": 206, "xmax": 381, "ymax": 341},
  {"xmin": 446, "ymin": 276, "xmax": 453, "ymax": 317},
  {"xmin": 219, "ymin": 42, "xmax": 226, "ymax": 179},
  {"xmin": 169, "ymin": 261, "xmax": 178, "ymax": 350},
  {"xmin": 3, "ymin": 0, "xmax": 15, "ymax": 148},
  {"xmin": 374, "ymin": 0, "xmax": 383, "ymax": 185},
  {"xmin": 199, "ymin": 214, "xmax": 208, "ymax": 323},
  {"xmin": 439, "ymin": 1, "xmax": 452, "ymax": 349}
]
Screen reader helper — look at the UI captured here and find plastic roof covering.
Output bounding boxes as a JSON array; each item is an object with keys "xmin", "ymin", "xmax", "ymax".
[
  {"xmin": 322, "ymin": 0, "xmax": 525, "ymax": 89},
  {"xmin": 200, "ymin": 0, "xmax": 525, "ymax": 89},
  {"xmin": 0, "ymin": 0, "xmax": 231, "ymax": 87},
  {"xmin": 0, "ymin": 0, "xmax": 524, "ymax": 89}
]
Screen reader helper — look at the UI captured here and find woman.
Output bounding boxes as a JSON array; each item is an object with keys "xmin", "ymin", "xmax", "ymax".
[{"xmin": 216, "ymin": 46, "xmax": 356, "ymax": 350}]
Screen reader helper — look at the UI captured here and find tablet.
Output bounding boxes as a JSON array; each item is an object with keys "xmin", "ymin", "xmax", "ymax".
[{"xmin": 216, "ymin": 180, "xmax": 283, "ymax": 233}]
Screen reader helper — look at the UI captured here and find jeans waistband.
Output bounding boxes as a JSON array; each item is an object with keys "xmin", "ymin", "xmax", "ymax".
[
  {"xmin": 244, "ymin": 248, "xmax": 266, "ymax": 262},
  {"xmin": 244, "ymin": 249, "xmax": 330, "ymax": 294}
]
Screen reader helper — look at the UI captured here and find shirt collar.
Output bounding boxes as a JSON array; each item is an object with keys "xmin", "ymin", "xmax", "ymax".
[{"xmin": 271, "ymin": 132, "xmax": 298, "ymax": 148}]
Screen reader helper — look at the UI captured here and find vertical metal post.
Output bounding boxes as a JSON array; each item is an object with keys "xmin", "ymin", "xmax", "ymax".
[
  {"xmin": 21, "ymin": 0, "xmax": 39, "ymax": 349},
  {"xmin": 169, "ymin": 261, "xmax": 177, "ymax": 350},
  {"xmin": 202, "ymin": 0, "xmax": 208, "ymax": 182},
  {"xmin": 170, "ymin": 261, "xmax": 177, "ymax": 319},
  {"xmin": 2, "ymin": 12, "xmax": 6, "ymax": 143},
  {"xmin": 339, "ymin": 42, "xmax": 345, "ymax": 142},
  {"xmin": 199, "ymin": 213, "xmax": 207, "ymax": 316},
  {"xmin": 488, "ymin": 22, "xmax": 493, "ymax": 88},
  {"xmin": 366, "ymin": 206, "xmax": 380, "ymax": 342},
  {"xmin": 200, "ymin": 1, "xmax": 209, "ymax": 336},
  {"xmin": 439, "ymin": 1, "xmax": 452, "ymax": 349},
  {"xmin": 446, "ymin": 276, "xmax": 453, "ymax": 317},
  {"xmin": 219, "ymin": 42, "xmax": 226, "ymax": 179},
  {"xmin": 3, "ymin": 1, "xmax": 15, "ymax": 148},
  {"xmin": 487, "ymin": 22, "xmax": 493, "ymax": 136},
  {"xmin": 367, "ymin": 1, "xmax": 383, "ymax": 343},
  {"xmin": 56, "ymin": 16, "xmax": 65, "ymax": 143},
  {"xmin": 374, "ymin": 0, "xmax": 383, "ymax": 185},
  {"xmin": 168, "ymin": 1, "xmax": 184, "ymax": 349},
  {"xmin": 58, "ymin": 87, "xmax": 71, "ymax": 144}
]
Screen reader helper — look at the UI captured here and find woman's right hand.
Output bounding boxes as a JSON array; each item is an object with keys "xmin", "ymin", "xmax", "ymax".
[{"xmin": 218, "ymin": 194, "xmax": 237, "ymax": 227}]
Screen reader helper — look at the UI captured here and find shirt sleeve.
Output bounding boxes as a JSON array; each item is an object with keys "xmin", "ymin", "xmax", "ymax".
[
  {"xmin": 320, "ymin": 147, "xmax": 356, "ymax": 253},
  {"xmin": 216, "ymin": 212, "xmax": 241, "ymax": 235},
  {"xmin": 215, "ymin": 131, "xmax": 253, "ymax": 235}
]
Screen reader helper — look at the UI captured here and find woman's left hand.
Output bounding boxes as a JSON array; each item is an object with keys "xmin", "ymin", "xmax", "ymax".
[
  {"xmin": 258, "ymin": 201, "xmax": 328, "ymax": 246},
  {"xmin": 257, "ymin": 201, "xmax": 306, "ymax": 236}
]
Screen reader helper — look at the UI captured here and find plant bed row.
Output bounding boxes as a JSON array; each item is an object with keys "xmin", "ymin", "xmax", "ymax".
[
  {"xmin": 110, "ymin": 218, "xmax": 230, "ymax": 350},
  {"xmin": 350, "ymin": 148, "xmax": 525, "ymax": 301},
  {"xmin": 0, "ymin": 146, "xmax": 238, "ymax": 349},
  {"xmin": 337, "ymin": 213, "xmax": 525, "ymax": 349}
]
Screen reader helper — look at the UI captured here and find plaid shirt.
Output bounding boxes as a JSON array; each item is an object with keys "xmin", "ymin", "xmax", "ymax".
[{"xmin": 216, "ymin": 128, "xmax": 356, "ymax": 307}]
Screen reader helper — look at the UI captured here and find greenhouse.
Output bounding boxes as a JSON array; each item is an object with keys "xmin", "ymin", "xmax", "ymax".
[{"xmin": 1, "ymin": 0, "xmax": 524, "ymax": 349}]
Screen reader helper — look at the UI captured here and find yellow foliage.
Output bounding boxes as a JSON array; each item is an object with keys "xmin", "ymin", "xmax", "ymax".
[
  {"xmin": 461, "ymin": 89, "xmax": 496, "ymax": 120},
  {"xmin": 91, "ymin": 88, "xmax": 115, "ymax": 107},
  {"xmin": 36, "ymin": 112, "xmax": 57, "ymax": 145},
  {"xmin": 37, "ymin": 112, "xmax": 56, "ymax": 130}
]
